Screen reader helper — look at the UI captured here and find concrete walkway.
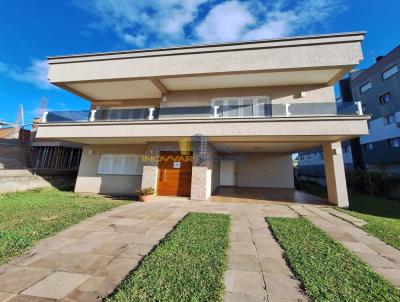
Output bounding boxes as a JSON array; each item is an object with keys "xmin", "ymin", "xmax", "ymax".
[{"xmin": 1, "ymin": 198, "xmax": 399, "ymax": 302}]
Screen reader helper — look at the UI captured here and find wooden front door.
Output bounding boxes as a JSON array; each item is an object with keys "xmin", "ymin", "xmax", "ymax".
[{"xmin": 157, "ymin": 152, "xmax": 193, "ymax": 197}]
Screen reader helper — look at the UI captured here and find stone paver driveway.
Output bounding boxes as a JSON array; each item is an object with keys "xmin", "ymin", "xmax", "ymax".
[{"xmin": 1, "ymin": 198, "xmax": 399, "ymax": 302}]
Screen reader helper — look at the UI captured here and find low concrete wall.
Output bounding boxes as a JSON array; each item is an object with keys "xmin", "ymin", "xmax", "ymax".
[{"xmin": 0, "ymin": 170, "xmax": 77, "ymax": 193}]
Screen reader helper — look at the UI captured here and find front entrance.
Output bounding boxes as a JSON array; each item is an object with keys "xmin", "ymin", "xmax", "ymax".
[{"xmin": 157, "ymin": 151, "xmax": 193, "ymax": 197}]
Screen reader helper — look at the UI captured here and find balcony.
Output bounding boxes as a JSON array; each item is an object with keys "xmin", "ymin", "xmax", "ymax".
[{"xmin": 41, "ymin": 101, "xmax": 364, "ymax": 124}]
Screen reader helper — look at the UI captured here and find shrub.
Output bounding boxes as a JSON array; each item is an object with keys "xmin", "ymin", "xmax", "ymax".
[
  {"xmin": 346, "ymin": 170, "xmax": 400, "ymax": 196},
  {"xmin": 136, "ymin": 187, "xmax": 155, "ymax": 196}
]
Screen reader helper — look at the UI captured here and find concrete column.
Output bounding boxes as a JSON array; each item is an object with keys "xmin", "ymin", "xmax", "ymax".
[
  {"xmin": 190, "ymin": 140, "xmax": 213, "ymax": 201},
  {"xmin": 140, "ymin": 146, "xmax": 159, "ymax": 191},
  {"xmin": 141, "ymin": 165, "xmax": 158, "ymax": 190},
  {"xmin": 323, "ymin": 142, "xmax": 349, "ymax": 208}
]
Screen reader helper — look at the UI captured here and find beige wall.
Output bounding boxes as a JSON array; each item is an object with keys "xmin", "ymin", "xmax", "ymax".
[
  {"xmin": 75, "ymin": 144, "xmax": 147, "ymax": 195},
  {"xmin": 89, "ymin": 84, "xmax": 335, "ymax": 110},
  {"xmin": 161, "ymin": 84, "xmax": 335, "ymax": 107},
  {"xmin": 235, "ymin": 153, "xmax": 294, "ymax": 188}
]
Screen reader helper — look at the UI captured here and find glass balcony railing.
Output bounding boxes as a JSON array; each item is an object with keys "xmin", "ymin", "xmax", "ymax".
[{"xmin": 40, "ymin": 101, "xmax": 364, "ymax": 123}]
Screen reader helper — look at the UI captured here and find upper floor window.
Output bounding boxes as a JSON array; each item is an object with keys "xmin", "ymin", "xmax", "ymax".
[
  {"xmin": 379, "ymin": 93, "xmax": 391, "ymax": 104},
  {"xmin": 97, "ymin": 154, "xmax": 143, "ymax": 175},
  {"xmin": 360, "ymin": 82, "xmax": 372, "ymax": 94},
  {"xmin": 385, "ymin": 114, "xmax": 396, "ymax": 125},
  {"xmin": 382, "ymin": 65, "xmax": 399, "ymax": 80},
  {"xmin": 364, "ymin": 143, "xmax": 374, "ymax": 151},
  {"xmin": 389, "ymin": 137, "xmax": 400, "ymax": 148}
]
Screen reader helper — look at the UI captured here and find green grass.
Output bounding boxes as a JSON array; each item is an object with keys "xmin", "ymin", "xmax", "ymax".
[
  {"xmin": 340, "ymin": 194, "xmax": 400, "ymax": 250},
  {"xmin": 298, "ymin": 180, "xmax": 400, "ymax": 250},
  {"xmin": 267, "ymin": 217, "xmax": 400, "ymax": 302},
  {"xmin": 107, "ymin": 212, "xmax": 230, "ymax": 302},
  {"xmin": 0, "ymin": 188, "xmax": 127, "ymax": 265}
]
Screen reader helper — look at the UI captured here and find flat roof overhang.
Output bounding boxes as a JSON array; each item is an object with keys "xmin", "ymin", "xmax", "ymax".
[
  {"xmin": 47, "ymin": 32, "xmax": 365, "ymax": 101},
  {"xmin": 35, "ymin": 115, "xmax": 369, "ymax": 153}
]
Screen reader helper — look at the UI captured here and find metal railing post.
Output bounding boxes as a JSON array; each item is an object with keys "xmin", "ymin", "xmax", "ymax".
[
  {"xmin": 89, "ymin": 110, "xmax": 97, "ymax": 122},
  {"xmin": 148, "ymin": 107, "xmax": 155, "ymax": 120},
  {"xmin": 213, "ymin": 105, "xmax": 220, "ymax": 118},
  {"xmin": 356, "ymin": 101, "xmax": 363, "ymax": 115},
  {"xmin": 285, "ymin": 104, "xmax": 291, "ymax": 117}
]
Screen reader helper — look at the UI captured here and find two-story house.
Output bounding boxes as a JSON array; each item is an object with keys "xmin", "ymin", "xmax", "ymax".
[{"xmin": 35, "ymin": 32, "xmax": 369, "ymax": 208}]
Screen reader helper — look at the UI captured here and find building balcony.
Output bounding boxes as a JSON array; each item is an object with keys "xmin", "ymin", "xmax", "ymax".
[{"xmin": 35, "ymin": 101, "xmax": 369, "ymax": 146}]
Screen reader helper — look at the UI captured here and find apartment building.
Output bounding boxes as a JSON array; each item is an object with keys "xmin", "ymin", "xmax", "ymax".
[{"xmin": 298, "ymin": 44, "xmax": 400, "ymax": 176}]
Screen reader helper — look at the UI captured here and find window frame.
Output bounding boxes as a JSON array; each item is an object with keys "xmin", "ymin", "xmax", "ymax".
[
  {"xmin": 364, "ymin": 143, "xmax": 374, "ymax": 151},
  {"xmin": 385, "ymin": 114, "xmax": 396, "ymax": 125},
  {"xmin": 382, "ymin": 65, "xmax": 399, "ymax": 81},
  {"xmin": 379, "ymin": 92, "xmax": 391, "ymax": 105},
  {"xmin": 389, "ymin": 137, "xmax": 400, "ymax": 148},
  {"xmin": 210, "ymin": 96, "xmax": 270, "ymax": 118},
  {"xmin": 359, "ymin": 82, "xmax": 372, "ymax": 94},
  {"xmin": 97, "ymin": 154, "xmax": 143, "ymax": 176}
]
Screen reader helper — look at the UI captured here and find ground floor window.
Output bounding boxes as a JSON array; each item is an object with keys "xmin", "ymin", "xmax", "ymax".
[
  {"xmin": 97, "ymin": 154, "xmax": 143, "ymax": 175},
  {"xmin": 389, "ymin": 137, "xmax": 400, "ymax": 148}
]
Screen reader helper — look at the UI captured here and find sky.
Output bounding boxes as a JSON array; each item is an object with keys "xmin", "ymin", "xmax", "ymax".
[{"xmin": 0, "ymin": 0, "xmax": 399, "ymax": 126}]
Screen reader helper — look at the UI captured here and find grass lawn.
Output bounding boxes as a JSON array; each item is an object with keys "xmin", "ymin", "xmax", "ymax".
[
  {"xmin": 107, "ymin": 212, "xmax": 230, "ymax": 302},
  {"xmin": 0, "ymin": 188, "xmax": 127, "ymax": 265},
  {"xmin": 340, "ymin": 194, "xmax": 400, "ymax": 250},
  {"xmin": 298, "ymin": 180, "xmax": 400, "ymax": 250},
  {"xmin": 267, "ymin": 217, "xmax": 400, "ymax": 302}
]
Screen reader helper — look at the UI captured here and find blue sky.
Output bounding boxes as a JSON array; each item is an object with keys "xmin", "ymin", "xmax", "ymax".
[{"xmin": 0, "ymin": 0, "xmax": 399, "ymax": 126}]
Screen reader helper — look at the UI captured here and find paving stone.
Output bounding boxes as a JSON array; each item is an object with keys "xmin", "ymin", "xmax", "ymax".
[
  {"xmin": 9, "ymin": 251, "xmax": 53, "ymax": 267},
  {"xmin": 6, "ymin": 295, "xmax": 56, "ymax": 302},
  {"xmin": 224, "ymin": 270, "xmax": 265, "ymax": 298},
  {"xmin": 0, "ymin": 292, "xmax": 15, "ymax": 302},
  {"xmin": 35, "ymin": 238, "xmax": 76, "ymax": 251},
  {"xmin": 28, "ymin": 252, "xmax": 81, "ymax": 270},
  {"xmin": 367, "ymin": 244, "xmax": 400, "ymax": 256},
  {"xmin": 230, "ymin": 232, "xmax": 253, "ymax": 243},
  {"xmin": 255, "ymin": 243, "xmax": 284, "ymax": 258},
  {"xmin": 341, "ymin": 241, "xmax": 378, "ymax": 254},
  {"xmin": 95, "ymin": 257, "xmax": 140, "ymax": 283},
  {"xmin": 374, "ymin": 268, "xmax": 400, "ymax": 288},
  {"xmin": 0, "ymin": 265, "xmax": 19, "ymax": 276},
  {"xmin": 75, "ymin": 222, "xmax": 110, "ymax": 231},
  {"xmin": 58, "ymin": 229, "xmax": 93, "ymax": 240},
  {"xmin": 355, "ymin": 252, "xmax": 398, "ymax": 268},
  {"xmin": 224, "ymin": 292, "xmax": 265, "ymax": 302},
  {"xmin": 120, "ymin": 244, "xmax": 153, "ymax": 258},
  {"xmin": 66, "ymin": 276, "xmax": 118, "ymax": 302},
  {"xmin": 60, "ymin": 240, "xmax": 102, "ymax": 254},
  {"xmin": 62, "ymin": 254, "xmax": 113, "ymax": 274},
  {"xmin": 231, "ymin": 225, "xmax": 252, "ymax": 235},
  {"xmin": 81, "ymin": 231, "xmax": 116, "ymax": 243},
  {"xmin": 21, "ymin": 272, "xmax": 90, "ymax": 300},
  {"xmin": 263, "ymin": 273, "xmax": 306, "ymax": 301},
  {"xmin": 259, "ymin": 257, "xmax": 293, "ymax": 275},
  {"xmin": 90, "ymin": 240, "xmax": 129, "ymax": 257},
  {"xmin": 229, "ymin": 255, "xmax": 260, "ymax": 272},
  {"xmin": 0, "ymin": 267, "xmax": 51, "ymax": 293},
  {"xmin": 229, "ymin": 242, "xmax": 258, "ymax": 256}
]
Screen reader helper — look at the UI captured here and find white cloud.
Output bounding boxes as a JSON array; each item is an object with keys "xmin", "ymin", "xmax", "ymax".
[
  {"xmin": 0, "ymin": 60, "xmax": 52, "ymax": 89},
  {"xmin": 78, "ymin": 0, "xmax": 208, "ymax": 46},
  {"xmin": 195, "ymin": 1, "xmax": 255, "ymax": 43},
  {"xmin": 76, "ymin": 0, "xmax": 345, "ymax": 46}
]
